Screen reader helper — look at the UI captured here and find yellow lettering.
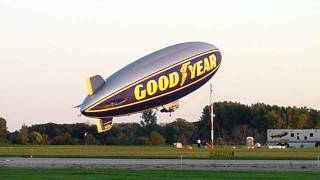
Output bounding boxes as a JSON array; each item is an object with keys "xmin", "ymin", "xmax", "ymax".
[
  {"xmin": 188, "ymin": 64, "xmax": 196, "ymax": 79},
  {"xmin": 158, "ymin": 76, "xmax": 169, "ymax": 91},
  {"xmin": 169, "ymin": 72, "xmax": 179, "ymax": 88},
  {"xmin": 134, "ymin": 54, "xmax": 218, "ymax": 100},
  {"xmin": 203, "ymin": 58, "xmax": 210, "ymax": 73},
  {"xmin": 196, "ymin": 61, "xmax": 204, "ymax": 76},
  {"xmin": 209, "ymin": 54, "xmax": 217, "ymax": 70},
  {"xmin": 147, "ymin": 80, "xmax": 157, "ymax": 95},
  {"xmin": 134, "ymin": 84, "xmax": 146, "ymax": 100}
]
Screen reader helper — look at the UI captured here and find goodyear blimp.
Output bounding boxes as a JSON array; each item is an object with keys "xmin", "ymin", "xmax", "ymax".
[{"xmin": 79, "ymin": 42, "xmax": 222, "ymax": 133}]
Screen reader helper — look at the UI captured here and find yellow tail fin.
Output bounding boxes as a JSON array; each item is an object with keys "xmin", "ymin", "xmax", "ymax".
[
  {"xmin": 86, "ymin": 75, "xmax": 105, "ymax": 96},
  {"xmin": 96, "ymin": 118, "xmax": 113, "ymax": 133}
]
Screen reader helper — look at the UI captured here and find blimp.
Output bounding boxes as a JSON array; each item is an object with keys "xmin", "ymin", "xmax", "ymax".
[{"xmin": 79, "ymin": 42, "xmax": 222, "ymax": 133}]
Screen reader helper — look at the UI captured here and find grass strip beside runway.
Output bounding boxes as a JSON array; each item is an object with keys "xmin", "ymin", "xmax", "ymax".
[
  {"xmin": 0, "ymin": 145, "xmax": 319, "ymax": 160},
  {"xmin": 0, "ymin": 169, "xmax": 319, "ymax": 180}
]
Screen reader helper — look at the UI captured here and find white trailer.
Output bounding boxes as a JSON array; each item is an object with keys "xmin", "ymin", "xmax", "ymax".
[{"xmin": 267, "ymin": 129, "xmax": 320, "ymax": 148}]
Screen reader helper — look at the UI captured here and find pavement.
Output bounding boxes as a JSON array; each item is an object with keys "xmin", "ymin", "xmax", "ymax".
[{"xmin": 1, "ymin": 158, "xmax": 320, "ymax": 172}]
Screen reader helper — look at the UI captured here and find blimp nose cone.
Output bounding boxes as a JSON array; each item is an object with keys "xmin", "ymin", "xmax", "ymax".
[
  {"xmin": 79, "ymin": 105, "xmax": 86, "ymax": 114},
  {"xmin": 79, "ymin": 104, "xmax": 87, "ymax": 115}
]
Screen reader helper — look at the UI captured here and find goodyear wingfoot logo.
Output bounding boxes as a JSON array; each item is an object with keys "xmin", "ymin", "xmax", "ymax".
[{"xmin": 134, "ymin": 53, "xmax": 217, "ymax": 101}]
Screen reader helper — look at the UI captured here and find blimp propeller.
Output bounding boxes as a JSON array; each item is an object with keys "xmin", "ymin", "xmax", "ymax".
[{"xmin": 79, "ymin": 42, "xmax": 222, "ymax": 133}]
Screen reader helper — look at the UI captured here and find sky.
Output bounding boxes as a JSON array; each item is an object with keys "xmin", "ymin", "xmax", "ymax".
[{"xmin": 0, "ymin": 0, "xmax": 319, "ymax": 131}]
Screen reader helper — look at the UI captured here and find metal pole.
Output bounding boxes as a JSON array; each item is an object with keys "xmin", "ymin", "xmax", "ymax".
[{"xmin": 210, "ymin": 84, "xmax": 214, "ymax": 149}]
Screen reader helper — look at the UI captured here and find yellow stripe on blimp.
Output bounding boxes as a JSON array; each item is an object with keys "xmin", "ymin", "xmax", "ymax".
[{"xmin": 86, "ymin": 78, "xmax": 94, "ymax": 96}]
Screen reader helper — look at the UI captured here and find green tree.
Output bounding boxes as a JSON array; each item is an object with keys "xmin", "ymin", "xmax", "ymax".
[
  {"xmin": 196, "ymin": 106, "xmax": 211, "ymax": 141},
  {"xmin": 0, "ymin": 117, "xmax": 7, "ymax": 144},
  {"xmin": 287, "ymin": 107, "xmax": 294, "ymax": 128},
  {"xmin": 149, "ymin": 130, "xmax": 165, "ymax": 145},
  {"xmin": 165, "ymin": 118, "xmax": 196, "ymax": 144},
  {"xmin": 50, "ymin": 133, "xmax": 75, "ymax": 145},
  {"xmin": 30, "ymin": 131, "xmax": 44, "ymax": 145},
  {"xmin": 136, "ymin": 137, "xmax": 150, "ymax": 145},
  {"xmin": 19, "ymin": 124, "xmax": 29, "ymax": 145},
  {"xmin": 84, "ymin": 133, "xmax": 97, "ymax": 145},
  {"xmin": 231, "ymin": 124, "xmax": 254, "ymax": 144},
  {"xmin": 116, "ymin": 132, "xmax": 129, "ymax": 145},
  {"xmin": 316, "ymin": 111, "xmax": 320, "ymax": 128},
  {"xmin": 265, "ymin": 111, "xmax": 284, "ymax": 129},
  {"xmin": 121, "ymin": 123, "xmax": 142, "ymax": 144},
  {"xmin": 42, "ymin": 134, "xmax": 48, "ymax": 145},
  {"xmin": 7, "ymin": 131, "xmax": 20, "ymax": 144},
  {"xmin": 140, "ymin": 110, "xmax": 157, "ymax": 127},
  {"xmin": 140, "ymin": 110, "xmax": 158, "ymax": 135},
  {"xmin": 296, "ymin": 114, "xmax": 309, "ymax": 128}
]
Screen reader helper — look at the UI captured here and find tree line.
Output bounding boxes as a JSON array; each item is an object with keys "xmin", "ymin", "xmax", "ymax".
[{"xmin": 0, "ymin": 101, "xmax": 319, "ymax": 145}]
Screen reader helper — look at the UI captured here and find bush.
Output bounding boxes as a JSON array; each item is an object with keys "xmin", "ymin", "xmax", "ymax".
[
  {"xmin": 136, "ymin": 137, "xmax": 150, "ymax": 145},
  {"xmin": 149, "ymin": 131, "xmax": 165, "ymax": 145},
  {"xmin": 84, "ymin": 133, "xmax": 97, "ymax": 145},
  {"xmin": 30, "ymin": 131, "xmax": 44, "ymax": 145},
  {"xmin": 50, "ymin": 133, "xmax": 75, "ymax": 145}
]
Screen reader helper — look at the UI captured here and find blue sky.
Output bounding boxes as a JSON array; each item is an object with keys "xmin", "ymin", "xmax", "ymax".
[{"xmin": 1, "ymin": 0, "xmax": 319, "ymax": 131}]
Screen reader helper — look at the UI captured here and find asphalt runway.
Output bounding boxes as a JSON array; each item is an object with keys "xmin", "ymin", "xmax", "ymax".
[{"xmin": 0, "ymin": 157, "xmax": 320, "ymax": 172}]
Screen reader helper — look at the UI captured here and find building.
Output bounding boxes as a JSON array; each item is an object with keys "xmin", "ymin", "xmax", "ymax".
[{"xmin": 267, "ymin": 129, "xmax": 320, "ymax": 148}]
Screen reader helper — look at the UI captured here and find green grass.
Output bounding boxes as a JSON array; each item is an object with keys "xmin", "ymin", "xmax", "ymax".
[
  {"xmin": 0, "ymin": 145, "xmax": 319, "ymax": 160},
  {"xmin": 0, "ymin": 169, "xmax": 319, "ymax": 180}
]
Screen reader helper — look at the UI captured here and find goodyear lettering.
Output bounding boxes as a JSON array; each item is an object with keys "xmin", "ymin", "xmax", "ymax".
[
  {"xmin": 134, "ymin": 84, "xmax": 146, "ymax": 100},
  {"xmin": 196, "ymin": 61, "xmax": 204, "ymax": 77},
  {"xmin": 134, "ymin": 72, "xmax": 180, "ymax": 100},
  {"xmin": 203, "ymin": 58, "xmax": 210, "ymax": 72},
  {"xmin": 209, "ymin": 54, "xmax": 217, "ymax": 70},
  {"xmin": 147, "ymin": 80, "xmax": 157, "ymax": 95},
  {"xmin": 169, "ymin": 72, "xmax": 179, "ymax": 88},
  {"xmin": 188, "ymin": 63, "xmax": 196, "ymax": 79},
  {"xmin": 134, "ymin": 53, "xmax": 217, "ymax": 100},
  {"xmin": 158, "ymin": 76, "xmax": 169, "ymax": 91}
]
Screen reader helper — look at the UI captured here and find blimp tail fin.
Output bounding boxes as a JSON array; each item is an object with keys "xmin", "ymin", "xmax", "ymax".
[
  {"xmin": 96, "ymin": 118, "xmax": 113, "ymax": 133},
  {"xmin": 86, "ymin": 75, "xmax": 105, "ymax": 96}
]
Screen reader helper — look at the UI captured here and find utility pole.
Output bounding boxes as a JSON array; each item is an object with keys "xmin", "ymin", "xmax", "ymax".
[{"xmin": 210, "ymin": 84, "xmax": 214, "ymax": 148}]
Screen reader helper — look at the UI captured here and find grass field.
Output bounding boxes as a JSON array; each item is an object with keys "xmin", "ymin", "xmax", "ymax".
[
  {"xmin": 0, "ymin": 168, "xmax": 319, "ymax": 180},
  {"xmin": 0, "ymin": 145, "xmax": 319, "ymax": 160}
]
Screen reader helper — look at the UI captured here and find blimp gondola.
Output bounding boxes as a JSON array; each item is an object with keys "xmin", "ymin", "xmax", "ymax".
[{"xmin": 79, "ymin": 42, "xmax": 222, "ymax": 133}]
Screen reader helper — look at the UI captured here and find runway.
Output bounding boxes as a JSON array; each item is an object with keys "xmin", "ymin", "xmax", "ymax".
[{"xmin": 0, "ymin": 157, "xmax": 320, "ymax": 172}]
